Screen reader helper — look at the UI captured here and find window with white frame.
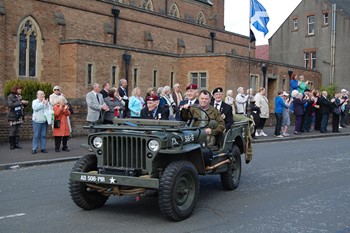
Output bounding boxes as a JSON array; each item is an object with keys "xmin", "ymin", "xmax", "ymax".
[
  {"xmin": 307, "ymin": 15, "xmax": 315, "ymax": 35},
  {"xmin": 190, "ymin": 72, "xmax": 207, "ymax": 89},
  {"xmin": 323, "ymin": 12, "xmax": 329, "ymax": 25},
  {"xmin": 311, "ymin": 52, "xmax": 316, "ymax": 70},
  {"xmin": 304, "ymin": 51, "xmax": 316, "ymax": 70},
  {"xmin": 304, "ymin": 52, "xmax": 310, "ymax": 68},
  {"xmin": 293, "ymin": 18, "xmax": 298, "ymax": 30}
]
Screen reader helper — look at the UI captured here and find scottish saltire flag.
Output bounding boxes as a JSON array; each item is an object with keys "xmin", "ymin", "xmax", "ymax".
[{"xmin": 251, "ymin": 0, "xmax": 269, "ymax": 36}]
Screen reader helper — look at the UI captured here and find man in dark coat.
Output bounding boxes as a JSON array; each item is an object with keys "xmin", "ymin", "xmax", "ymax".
[
  {"xmin": 177, "ymin": 84, "xmax": 199, "ymax": 120},
  {"xmin": 211, "ymin": 87, "xmax": 233, "ymax": 132},
  {"xmin": 100, "ymin": 82, "xmax": 110, "ymax": 98},
  {"xmin": 141, "ymin": 95, "xmax": 169, "ymax": 120},
  {"xmin": 118, "ymin": 79, "xmax": 129, "ymax": 118},
  {"xmin": 317, "ymin": 91, "xmax": 331, "ymax": 133}
]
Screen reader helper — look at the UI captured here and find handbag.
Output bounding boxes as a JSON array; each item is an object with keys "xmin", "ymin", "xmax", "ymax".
[{"xmin": 54, "ymin": 119, "xmax": 61, "ymax": 128}]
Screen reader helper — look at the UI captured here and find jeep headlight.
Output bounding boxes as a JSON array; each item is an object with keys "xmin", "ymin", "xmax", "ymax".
[
  {"xmin": 93, "ymin": 137, "xmax": 103, "ymax": 148},
  {"xmin": 148, "ymin": 139, "xmax": 160, "ymax": 152}
]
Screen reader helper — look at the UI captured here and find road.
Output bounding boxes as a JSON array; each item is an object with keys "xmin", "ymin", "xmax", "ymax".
[{"xmin": 1, "ymin": 136, "xmax": 350, "ymax": 233}]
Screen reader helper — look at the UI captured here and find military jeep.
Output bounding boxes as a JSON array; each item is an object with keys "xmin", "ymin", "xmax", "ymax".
[{"xmin": 69, "ymin": 108, "xmax": 253, "ymax": 221}]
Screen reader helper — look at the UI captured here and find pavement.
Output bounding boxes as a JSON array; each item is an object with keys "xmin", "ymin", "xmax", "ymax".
[{"xmin": 1, "ymin": 124, "xmax": 350, "ymax": 170}]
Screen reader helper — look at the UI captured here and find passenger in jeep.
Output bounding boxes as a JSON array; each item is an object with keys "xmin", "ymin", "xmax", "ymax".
[
  {"xmin": 181, "ymin": 90, "xmax": 225, "ymax": 146},
  {"xmin": 140, "ymin": 95, "xmax": 169, "ymax": 120}
]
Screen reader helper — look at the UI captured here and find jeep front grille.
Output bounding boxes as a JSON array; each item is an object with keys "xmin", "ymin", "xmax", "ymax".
[{"xmin": 102, "ymin": 136, "xmax": 147, "ymax": 169}]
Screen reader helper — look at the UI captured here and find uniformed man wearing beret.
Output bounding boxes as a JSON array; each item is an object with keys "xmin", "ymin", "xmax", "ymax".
[
  {"xmin": 181, "ymin": 90, "xmax": 225, "ymax": 146},
  {"xmin": 211, "ymin": 87, "xmax": 234, "ymax": 132},
  {"xmin": 176, "ymin": 84, "xmax": 199, "ymax": 120},
  {"xmin": 140, "ymin": 95, "xmax": 169, "ymax": 120}
]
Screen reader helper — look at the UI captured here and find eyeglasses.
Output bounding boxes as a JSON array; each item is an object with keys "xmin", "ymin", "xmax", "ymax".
[{"xmin": 54, "ymin": 89, "xmax": 60, "ymax": 91}]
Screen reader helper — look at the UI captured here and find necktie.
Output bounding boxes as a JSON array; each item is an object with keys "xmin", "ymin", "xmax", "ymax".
[
  {"xmin": 215, "ymin": 103, "xmax": 219, "ymax": 110},
  {"xmin": 189, "ymin": 101, "xmax": 192, "ymax": 106},
  {"xmin": 96, "ymin": 94, "xmax": 100, "ymax": 103}
]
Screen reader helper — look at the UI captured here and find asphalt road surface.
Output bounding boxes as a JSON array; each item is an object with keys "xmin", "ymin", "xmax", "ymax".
[{"xmin": 1, "ymin": 136, "xmax": 349, "ymax": 233}]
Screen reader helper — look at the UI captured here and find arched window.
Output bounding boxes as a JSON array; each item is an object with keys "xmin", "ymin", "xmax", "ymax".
[
  {"xmin": 141, "ymin": 0, "xmax": 154, "ymax": 11},
  {"xmin": 169, "ymin": 3, "xmax": 180, "ymax": 18},
  {"xmin": 196, "ymin": 11, "xmax": 207, "ymax": 25},
  {"xmin": 16, "ymin": 16, "xmax": 42, "ymax": 79}
]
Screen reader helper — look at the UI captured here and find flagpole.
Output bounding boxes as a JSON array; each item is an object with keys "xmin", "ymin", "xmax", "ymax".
[{"xmin": 247, "ymin": 0, "xmax": 252, "ymax": 118}]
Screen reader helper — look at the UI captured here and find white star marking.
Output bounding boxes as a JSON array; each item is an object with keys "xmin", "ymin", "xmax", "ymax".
[
  {"xmin": 251, "ymin": 11, "xmax": 269, "ymax": 29},
  {"xmin": 109, "ymin": 177, "xmax": 116, "ymax": 184}
]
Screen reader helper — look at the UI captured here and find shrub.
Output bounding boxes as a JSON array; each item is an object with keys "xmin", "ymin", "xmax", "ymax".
[
  {"xmin": 320, "ymin": 84, "xmax": 336, "ymax": 100},
  {"xmin": 4, "ymin": 79, "xmax": 53, "ymax": 112}
]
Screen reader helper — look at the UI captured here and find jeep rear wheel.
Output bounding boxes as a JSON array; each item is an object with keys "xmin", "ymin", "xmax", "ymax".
[
  {"xmin": 69, "ymin": 154, "xmax": 108, "ymax": 210},
  {"xmin": 158, "ymin": 161, "xmax": 199, "ymax": 221},
  {"xmin": 220, "ymin": 145, "xmax": 242, "ymax": 190}
]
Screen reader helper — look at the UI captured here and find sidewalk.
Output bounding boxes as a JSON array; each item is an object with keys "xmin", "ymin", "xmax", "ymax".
[{"xmin": 1, "ymin": 124, "xmax": 350, "ymax": 170}]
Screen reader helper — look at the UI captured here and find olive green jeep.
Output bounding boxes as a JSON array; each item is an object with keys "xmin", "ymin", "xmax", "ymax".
[{"xmin": 69, "ymin": 108, "xmax": 253, "ymax": 221}]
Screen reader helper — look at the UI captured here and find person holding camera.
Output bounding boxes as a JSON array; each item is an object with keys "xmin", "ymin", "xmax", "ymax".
[
  {"xmin": 7, "ymin": 85, "xmax": 28, "ymax": 150},
  {"xmin": 235, "ymin": 87, "xmax": 249, "ymax": 115},
  {"xmin": 53, "ymin": 96, "xmax": 71, "ymax": 152},
  {"xmin": 31, "ymin": 90, "xmax": 49, "ymax": 154}
]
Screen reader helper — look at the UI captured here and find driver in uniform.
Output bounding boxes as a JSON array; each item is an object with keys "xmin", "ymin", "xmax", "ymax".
[{"xmin": 180, "ymin": 90, "xmax": 225, "ymax": 146}]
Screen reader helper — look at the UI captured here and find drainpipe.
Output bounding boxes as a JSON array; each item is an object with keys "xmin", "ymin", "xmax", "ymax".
[
  {"xmin": 165, "ymin": 0, "xmax": 168, "ymax": 15},
  {"xmin": 112, "ymin": 7, "xmax": 120, "ymax": 45},
  {"xmin": 210, "ymin": 32, "xmax": 216, "ymax": 53},
  {"xmin": 123, "ymin": 51, "xmax": 131, "ymax": 82},
  {"xmin": 330, "ymin": 3, "xmax": 336, "ymax": 84}
]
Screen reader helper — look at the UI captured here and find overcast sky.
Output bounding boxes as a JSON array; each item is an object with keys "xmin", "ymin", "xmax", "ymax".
[{"xmin": 224, "ymin": 0, "xmax": 302, "ymax": 45}]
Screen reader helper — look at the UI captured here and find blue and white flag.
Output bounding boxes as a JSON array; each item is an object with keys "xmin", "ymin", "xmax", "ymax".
[{"xmin": 251, "ymin": 0, "xmax": 269, "ymax": 36}]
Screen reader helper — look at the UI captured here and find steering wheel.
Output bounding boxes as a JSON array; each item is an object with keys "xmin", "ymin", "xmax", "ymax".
[{"xmin": 185, "ymin": 106, "xmax": 211, "ymax": 129}]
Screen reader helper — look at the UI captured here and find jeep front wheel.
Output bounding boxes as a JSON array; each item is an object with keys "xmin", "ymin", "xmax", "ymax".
[
  {"xmin": 69, "ymin": 154, "xmax": 109, "ymax": 210},
  {"xmin": 220, "ymin": 145, "xmax": 242, "ymax": 190},
  {"xmin": 158, "ymin": 161, "xmax": 199, "ymax": 221}
]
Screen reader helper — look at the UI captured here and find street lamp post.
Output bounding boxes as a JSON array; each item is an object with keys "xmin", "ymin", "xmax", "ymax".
[
  {"xmin": 262, "ymin": 63, "xmax": 267, "ymax": 88},
  {"xmin": 288, "ymin": 69, "xmax": 293, "ymax": 79}
]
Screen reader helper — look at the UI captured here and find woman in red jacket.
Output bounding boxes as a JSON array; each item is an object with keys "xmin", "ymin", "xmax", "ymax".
[{"xmin": 53, "ymin": 96, "xmax": 71, "ymax": 152}]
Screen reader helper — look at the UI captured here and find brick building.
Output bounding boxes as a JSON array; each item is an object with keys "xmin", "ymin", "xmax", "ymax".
[{"xmin": 0, "ymin": 0, "xmax": 321, "ymax": 141}]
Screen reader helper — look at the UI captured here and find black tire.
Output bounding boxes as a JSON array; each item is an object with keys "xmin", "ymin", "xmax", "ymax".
[
  {"xmin": 220, "ymin": 145, "xmax": 242, "ymax": 190},
  {"xmin": 69, "ymin": 154, "xmax": 109, "ymax": 210},
  {"xmin": 158, "ymin": 161, "xmax": 199, "ymax": 221}
]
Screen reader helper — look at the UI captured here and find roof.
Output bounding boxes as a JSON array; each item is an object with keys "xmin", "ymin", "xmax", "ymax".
[
  {"xmin": 255, "ymin": 45, "xmax": 269, "ymax": 60},
  {"xmin": 328, "ymin": 0, "xmax": 350, "ymax": 16}
]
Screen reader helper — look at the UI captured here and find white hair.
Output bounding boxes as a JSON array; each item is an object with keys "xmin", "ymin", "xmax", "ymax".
[{"xmin": 291, "ymin": 90, "xmax": 299, "ymax": 98}]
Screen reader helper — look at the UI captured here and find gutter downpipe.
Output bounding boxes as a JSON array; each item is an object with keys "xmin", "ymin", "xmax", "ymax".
[{"xmin": 330, "ymin": 3, "xmax": 336, "ymax": 84}]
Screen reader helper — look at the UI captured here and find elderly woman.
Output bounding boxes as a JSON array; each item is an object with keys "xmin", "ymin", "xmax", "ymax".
[
  {"xmin": 159, "ymin": 86, "xmax": 176, "ymax": 119},
  {"xmin": 53, "ymin": 96, "xmax": 71, "ymax": 152},
  {"xmin": 7, "ymin": 85, "xmax": 28, "ymax": 150},
  {"xmin": 49, "ymin": 85, "xmax": 67, "ymax": 106},
  {"xmin": 103, "ymin": 88, "xmax": 125, "ymax": 124},
  {"xmin": 128, "ymin": 87, "xmax": 145, "ymax": 118},
  {"xmin": 254, "ymin": 87, "xmax": 269, "ymax": 136},
  {"xmin": 225, "ymin": 89, "xmax": 236, "ymax": 114},
  {"xmin": 31, "ymin": 90, "xmax": 49, "ymax": 154}
]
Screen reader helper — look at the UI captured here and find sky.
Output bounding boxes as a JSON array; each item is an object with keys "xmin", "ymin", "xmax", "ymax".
[{"xmin": 224, "ymin": 0, "xmax": 302, "ymax": 45}]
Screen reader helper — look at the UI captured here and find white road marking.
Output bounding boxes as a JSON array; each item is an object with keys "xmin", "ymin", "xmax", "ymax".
[{"xmin": 0, "ymin": 213, "xmax": 26, "ymax": 220}]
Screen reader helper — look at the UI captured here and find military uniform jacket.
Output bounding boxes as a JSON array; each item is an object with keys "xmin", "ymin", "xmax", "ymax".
[
  {"xmin": 211, "ymin": 100, "xmax": 233, "ymax": 131},
  {"xmin": 140, "ymin": 106, "xmax": 170, "ymax": 120},
  {"xmin": 181, "ymin": 105, "xmax": 225, "ymax": 136}
]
